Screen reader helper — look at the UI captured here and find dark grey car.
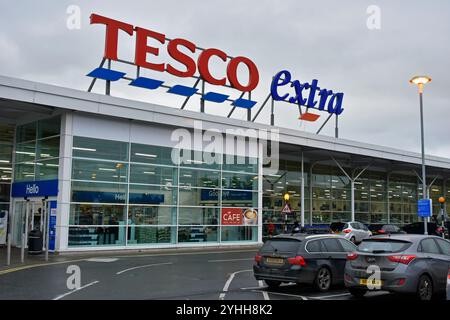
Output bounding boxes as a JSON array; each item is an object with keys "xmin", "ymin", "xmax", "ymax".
[
  {"xmin": 344, "ymin": 234, "xmax": 450, "ymax": 300},
  {"xmin": 253, "ymin": 234, "xmax": 357, "ymax": 292}
]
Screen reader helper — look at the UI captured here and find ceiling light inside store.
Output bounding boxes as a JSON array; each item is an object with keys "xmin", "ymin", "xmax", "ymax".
[{"xmin": 73, "ymin": 147, "xmax": 96, "ymax": 152}]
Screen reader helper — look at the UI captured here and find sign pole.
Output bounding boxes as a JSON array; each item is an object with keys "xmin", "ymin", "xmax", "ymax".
[{"xmin": 6, "ymin": 210, "xmax": 11, "ymax": 266}]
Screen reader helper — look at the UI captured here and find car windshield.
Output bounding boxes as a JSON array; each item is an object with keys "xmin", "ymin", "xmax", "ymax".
[
  {"xmin": 261, "ymin": 238, "xmax": 302, "ymax": 253},
  {"xmin": 358, "ymin": 239, "xmax": 412, "ymax": 253}
]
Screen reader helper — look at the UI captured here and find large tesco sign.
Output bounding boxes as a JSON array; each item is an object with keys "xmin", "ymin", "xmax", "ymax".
[{"xmin": 90, "ymin": 13, "xmax": 259, "ymax": 92}]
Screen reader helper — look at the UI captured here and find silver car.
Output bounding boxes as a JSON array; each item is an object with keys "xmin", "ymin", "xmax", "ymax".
[
  {"xmin": 333, "ymin": 221, "xmax": 372, "ymax": 244},
  {"xmin": 344, "ymin": 234, "xmax": 450, "ymax": 300}
]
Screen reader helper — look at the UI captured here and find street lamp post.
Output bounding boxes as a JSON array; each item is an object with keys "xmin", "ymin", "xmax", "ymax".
[{"xmin": 409, "ymin": 75, "xmax": 432, "ymax": 235}]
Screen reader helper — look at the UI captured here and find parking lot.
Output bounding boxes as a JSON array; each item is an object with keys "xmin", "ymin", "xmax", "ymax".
[{"xmin": 0, "ymin": 248, "xmax": 408, "ymax": 300}]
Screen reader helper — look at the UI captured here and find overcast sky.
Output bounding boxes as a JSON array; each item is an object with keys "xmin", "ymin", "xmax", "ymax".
[{"xmin": 0, "ymin": 1, "xmax": 449, "ymax": 158}]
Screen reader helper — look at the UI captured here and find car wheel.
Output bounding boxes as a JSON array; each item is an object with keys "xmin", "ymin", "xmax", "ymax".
[
  {"xmin": 417, "ymin": 275, "xmax": 433, "ymax": 301},
  {"xmin": 315, "ymin": 267, "xmax": 332, "ymax": 292},
  {"xmin": 264, "ymin": 280, "xmax": 281, "ymax": 289},
  {"xmin": 348, "ymin": 287, "xmax": 367, "ymax": 298}
]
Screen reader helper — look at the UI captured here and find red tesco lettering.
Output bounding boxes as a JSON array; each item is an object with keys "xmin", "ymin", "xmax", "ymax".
[{"xmin": 90, "ymin": 13, "xmax": 259, "ymax": 92}]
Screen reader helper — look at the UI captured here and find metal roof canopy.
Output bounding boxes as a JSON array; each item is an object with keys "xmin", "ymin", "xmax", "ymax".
[{"xmin": 276, "ymin": 143, "xmax": 450, "ymax": 180}]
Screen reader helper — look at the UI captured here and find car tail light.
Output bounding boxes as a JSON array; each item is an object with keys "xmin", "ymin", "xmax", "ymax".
[
  {"xmin": 343, "ymin": 229, "xmax": 351, "ymax": 233},
  {"xmin": 377, "ymin": 229, "xmax": 386, "ymax": 234},
  {"xmin": 398, "ymin": 278, "xmax": 406, "ymax": 286},
  {"xmin": 255, "ymin": 254, "xmax": 262, "ymax": 263},
  {"xmin": 437, "ymin": 227, "xmax": 444, "ymax": 233},
  {"xmin": 347, "ymin": 252, "xmax": 358, "ymax": 260},
  {"xmin": 287, "ymin": 256, "xmax": 306, "ymax": 266},
  {"xmin": 387, "ymin": 255, "xmax": 416, "ymax": 265},
  {"xmin": 447, "ymin": 268, "xmax": 450, "ymax": 280}
]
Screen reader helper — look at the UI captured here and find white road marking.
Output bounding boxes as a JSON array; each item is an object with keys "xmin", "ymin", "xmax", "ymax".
[
  {"xmin": 219, "ymin": 269, "xmax": 253, "ymax": 300},
  {"xmin": 241, "ymin": 283, "xmax": 296, "ymax": 290},
  {"xmin": 53, "ymin": 281, "xmax": 99, "ymax": 300},
  {"xmin": 86, "ymin": 258, "xmax": 119, "ymax": 263},
  {"xmin": 111, "ymin": 249, "xmax": 257, "ymax": 259},
  {"xmin": 308, "ymin": 292, "xmax": 351, "ymax": 299},
  {"xmin": 251, "ymin": 289, "xmax": 308, "ymax": 300},
  {"xmin": 208, "ymin": 258, "xmax": 254, "ymax": 263},
  {"xmin": 258, "ymin": 281, "xmax": 270, "ymax": 300},
  {"xmin": 116, "ymin": 262, "xmax": 173, "ymax": 275}
]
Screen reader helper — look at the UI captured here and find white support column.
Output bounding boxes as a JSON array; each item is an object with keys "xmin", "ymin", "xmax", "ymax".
[
  {"xmin": 55, "ymin": 112, "xmax": 73, "ymax": 252},
  {"xmin": 300, "ymin": 152, "xmax": 305, "ymax": 227},
  {"xmin": 257, "ymin": 141, "xmax": 263, "ymax": 243}
]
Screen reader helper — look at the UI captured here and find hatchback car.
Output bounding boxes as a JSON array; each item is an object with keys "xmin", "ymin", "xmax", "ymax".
[
  {"xmin": 253, "ymin": 234, "xmax": 357, "ymax": 292},
  {"xmin": 402, "ymin": 222, "xmax": 445, "ymax": 237},
  {"xmin": 331, "ymin": 221, "xmax": 372, "ymax": 243},
  {"xmin": 344, "ymin": 234, "xmax": 450, "ymax": 300}
]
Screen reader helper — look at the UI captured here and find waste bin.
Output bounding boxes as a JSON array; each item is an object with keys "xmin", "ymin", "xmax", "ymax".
[{"xmin": 28, "ymin": 229, "xmax": 43, "ymax": 255}]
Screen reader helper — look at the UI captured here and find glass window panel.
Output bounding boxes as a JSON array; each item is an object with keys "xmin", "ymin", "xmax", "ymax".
[
  {"xmin": 0, "ymin": 124, "xmax": 14, "ymax": 145},
  {"xmin": 128, "ymin": 205, "xmax": 176, "ymax": 225},
  {"xmin": 130, "ymin": 164, "xmax": 177, "ymax": 185},
  {"xmin": 37, "ymin": 116, "xmax": 60, "ymax": 139},
  {"xmin": 128, "ymin": 226, "xmax": 175, "ymax": 244},
  {"xmin": 222, "ymin": 172, "xmax": 257, "ymax": 190},
  {"xmin": 73, "ymin": 136, "xmax": 128, "ymax": 162},
  {"xmin": 37, "ymin": 137, "xmax": 59, "ymax": 159},
  {"xmin": 178, "ymin": 207, "xmax": 219, "ymax": 225},
  {"xmin": 35, "ymin": 158, "xmax": 59, "ymax": 181},
  {"xmin": 0, "ymin": 183, "xmax": 10, "ymax": 202},
  {"xmin": 370, "ymin": 202, "xmax": 386, "ymax": 213},
  {"xmin": 71, "ymin": 181, "xmax": 127, "ymax": 204},
  {"xmin": 179, "ymin": 168, "xmax": 219, "ymax": 188},
  {"xmin": 15, "ymin": 142, "xmax": 36, "ymax": 163},
  {"xmin": 72, "ymin": 159, "xmax": 128, "ymax": 183},
  {"xmin": 221, "ymin": 226, "xmax": 257, "ymax": 242},
  {"xmin": 14, "ymin": 162, "xmax": 35, "ymax": 182},
  {"xmin": 0, "ymin": 145, "xmax": 12, "ymax": 162},
  {"xmin": 179, "ymin": 187, "xmax": 219, "ymax": 206},
  {"xmin": 68, "ymin": 226, "xmax": 126, "ymax": 247},
  {"xmin": 0, "ymin": 158, "xmax": 12, "ymax": 181},
  {"xmin": 131, "ymin": 143, "xmax": 176, "ymax": 166},
  {"xmin": 178, "ymin": 226, "xmax": 218, "ymax": 243},
  {"xmin": 222, "ymin": 155, "xmax": 257, "ymax": 173},
  {"xmin": 128, "ymin": 184, "xmax": 176, "ymax": 205},
  {"xmin": 69, "ymin": 204, "xmax": 126, "ymax": 225},
  {"xmin": 16, "ymin": 122, "xmax": 36, "ymax": 143},
  {"xmin": 178, "ymin": 150, "xmax": 220, "ymax": 170}
]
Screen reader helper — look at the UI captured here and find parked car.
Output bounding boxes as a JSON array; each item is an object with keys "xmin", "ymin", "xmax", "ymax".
[
  {"xmin": 368, "ymin": 224, "xmax": 405, "ymax": 236},
  {"xmin": 402, "ymin": 222, "xmax": 445, "ymax": 237},
  {"xmin": 344, "ymin": 234, "xmax": 450, "ymax": 300},
  {"xmin": 253, "ymin": 234, "xmax": 357, "ymax": 292},
  {"xmin": 330, "ymin": 221, "xmax": 372, "ymax": 243}
]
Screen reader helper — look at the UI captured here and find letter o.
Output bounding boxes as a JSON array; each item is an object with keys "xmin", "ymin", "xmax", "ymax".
[{"xmin": 226, "ymin": 56, "xmax": 259, "ymax": 92}]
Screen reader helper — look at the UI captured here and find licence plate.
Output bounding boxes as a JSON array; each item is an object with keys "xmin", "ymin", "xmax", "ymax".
[
  {"xmin": 266, "ymin": 257, "xmax": 284, "ymax": 265},
  {"xmin": 359, "ymin": 278, "xmax": 383, "ymax": 286}
]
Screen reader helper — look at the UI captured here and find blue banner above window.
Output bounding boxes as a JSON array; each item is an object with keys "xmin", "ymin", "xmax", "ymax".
[{"xmin": 11, "ymin": 179, "xmax": 59, "ymax": 198}]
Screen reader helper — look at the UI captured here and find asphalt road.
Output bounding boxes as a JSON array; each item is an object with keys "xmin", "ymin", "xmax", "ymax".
[{"xmin": 0, "ymin": 249, "xmax": 410, "ymax": 300}]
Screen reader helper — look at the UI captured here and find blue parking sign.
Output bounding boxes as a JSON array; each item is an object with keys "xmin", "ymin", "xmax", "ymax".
[{"xmin": 417, "ymin": 199, "xmax": 432, "ymax": 217}]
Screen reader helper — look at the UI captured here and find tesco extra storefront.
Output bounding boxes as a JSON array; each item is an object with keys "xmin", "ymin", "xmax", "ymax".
[{"xmin": 1, "ymin": 13, "xmax": 450, "ymax": 252}]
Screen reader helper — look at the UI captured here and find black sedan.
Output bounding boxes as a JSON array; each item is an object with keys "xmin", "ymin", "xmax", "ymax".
[
  {"xmin": 368, "ymin": 224, "xmax": 405, "ymax": 236},
  {"xmin": 253, "ymin": 234, "xmax": 357, "ymax": 292}
]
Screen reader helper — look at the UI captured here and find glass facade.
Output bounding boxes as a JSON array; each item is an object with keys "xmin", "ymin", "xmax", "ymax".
[
  {"xmin": 68, "ymin": 136, "xmax": 259, "ymax": 247},
  {"xmin": 0, "ymin": 124, "xmax": 14, "ymax": 216},
  {"xmin": 261, "ymin": 163, "xmax": 444, "ymax": 238},
  {"xmin": 14, "ymin": 116, "xmax": 61, "ymax": 182}
]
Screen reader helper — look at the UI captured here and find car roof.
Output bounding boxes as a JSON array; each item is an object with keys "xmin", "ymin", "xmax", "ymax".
[
  {"xmin": 368, "ymin": 234, "xmax": 443, "ymax": 242},
  {"xmin": 272, "ymin": 233, "xmax": 345, "ymax": 241}
]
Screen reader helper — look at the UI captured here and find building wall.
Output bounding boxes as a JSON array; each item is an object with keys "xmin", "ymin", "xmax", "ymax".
[{"xmin": 58, "ymin": 113, "xmax": 260, "ymax": 250}]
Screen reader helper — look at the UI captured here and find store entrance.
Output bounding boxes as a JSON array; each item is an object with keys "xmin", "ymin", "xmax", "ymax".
[{"xmin": 12, "ymin": 198, "xmax": 55, "ymax": 248}]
